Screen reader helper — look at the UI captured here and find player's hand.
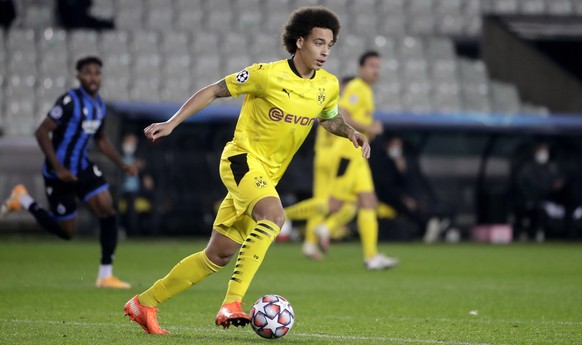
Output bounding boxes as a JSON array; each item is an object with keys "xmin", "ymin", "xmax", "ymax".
[
  {"xmin": 56, "ymin": 168, "xmax": 78, "ymax": 182},
  {"xmin": 144, "ymin": 122, "xmax": 173, "ymax": 142},
  {"xmin": 123, "ymin": 163, "xmax": 139, "ymax": 176},
  {"xmin": 349, "ymin": 130, "xmax": 371, "ymax": 159}
]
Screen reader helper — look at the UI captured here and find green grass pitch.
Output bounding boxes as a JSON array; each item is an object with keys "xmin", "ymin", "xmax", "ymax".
[{"xmin": 0, "ymin": 238, "xmax": 581, "ymax": 344}]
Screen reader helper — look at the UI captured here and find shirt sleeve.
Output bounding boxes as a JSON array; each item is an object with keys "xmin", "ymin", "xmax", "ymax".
[
  {"xmin": 318, "ymin": 78, "xmax": 340, "ymax": 120},
  {"xmin": 338, "ymin": 81, "xmax": 361, "ymax": 115},
  {"xmin": 224, "ymin": 63, "xmax": 269, "ymax": 98},
  {"xmin": 47, "ymin": 93, "xmax": 75, "ymax": 126}
]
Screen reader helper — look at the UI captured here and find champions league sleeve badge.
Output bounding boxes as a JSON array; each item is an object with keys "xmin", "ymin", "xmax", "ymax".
[{"xmin": 236, "ymin": 69, "xmax": 250, "ymax": 83}]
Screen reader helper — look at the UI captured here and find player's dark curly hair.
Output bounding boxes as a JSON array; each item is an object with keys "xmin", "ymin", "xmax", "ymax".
[
  {"xmin": 282, "ymin": 6, "xmax": 340, "ymax": 55},
  {"xmin": 76, "ymin": 56, "xmax": 103, "ymax": 72}
]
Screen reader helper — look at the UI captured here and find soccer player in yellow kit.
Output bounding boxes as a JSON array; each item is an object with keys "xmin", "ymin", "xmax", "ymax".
[
  {"xmin": 123, "ymin": 7, "xmax": 370, "ymax": 335},
  {"xmin": 285, "ymin": 51, "xmax": 399, "ymax": 270}
]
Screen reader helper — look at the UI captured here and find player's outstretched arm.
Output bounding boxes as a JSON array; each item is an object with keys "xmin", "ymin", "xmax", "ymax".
[
  {"xmin": 144, "ymin": 79, "xmax": 231, "ymax": 142},
  {"xmin": 320, "ymin": 114, "xmax": 370, "ymax": 158},
  {"xmin": 94, "ymin": 131, "xmax": 138, "ymax": 176}
]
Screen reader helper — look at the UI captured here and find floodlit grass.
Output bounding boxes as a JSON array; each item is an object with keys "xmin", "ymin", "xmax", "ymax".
[{"xmin": 0, "ymin": 237, "xmax": 581, "ymax": 344}]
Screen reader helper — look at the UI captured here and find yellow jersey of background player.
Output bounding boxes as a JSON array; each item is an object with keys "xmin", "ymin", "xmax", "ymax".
[{"xmin": 334, "ymin": 77, "xmax": 375, "ymax": 156}]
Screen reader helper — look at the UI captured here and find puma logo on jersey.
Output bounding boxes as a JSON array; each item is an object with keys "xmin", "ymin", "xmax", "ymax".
[{"xmin": 282, "ymin": 88, "xmax": 293, "ymax": 98}]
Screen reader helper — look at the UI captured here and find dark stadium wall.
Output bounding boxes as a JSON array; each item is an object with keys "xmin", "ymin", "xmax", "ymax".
[{"xmin": 482, "ymin": 16, "xmax": 582, "ymax": 114}]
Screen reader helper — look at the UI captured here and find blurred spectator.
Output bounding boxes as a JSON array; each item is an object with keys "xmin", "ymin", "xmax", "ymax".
[
  {"xmin": 513, "ymin": 141, "xmax": 578, "ymax": 241},
  {"xmin": 57, "ymin": 0, "xmax": 114, "ymax": 30},
  {"xmin": 0, "ymin": 0, "xmax": 16, "ymax": 28},
  {"xmin": 371, "ymin": 135, "xmax": 456, "ymax": 242},
  {"xmin": 118, "ymin": 133, "xmax": 154, "ymax": 235}
]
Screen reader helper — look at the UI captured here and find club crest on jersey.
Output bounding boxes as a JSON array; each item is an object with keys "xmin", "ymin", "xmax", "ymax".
[
  {"xmin": 254, "ymin": 176, "xmax": 268, "ymax": 189},
  {"xmin": 317, "ymin": 88, "xmax": 326, "ymax": 105},
  {"xmin": 236, "ymin": 69, "xmax": 249, "ymax": 83}
]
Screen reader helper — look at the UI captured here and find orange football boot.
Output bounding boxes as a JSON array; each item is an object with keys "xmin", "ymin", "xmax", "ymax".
[
  {"xmin": 215, "ymin": 301, "xmax": 250, "ymax": 328},
  {"xmin": 0, "ymin": 184, "xmax": 28, "ymax": 217},
  {"xmin": 124, "ymin": 295, "xmax": 170, "ymax": 334},
  {"xmin": 96, "ymin": 275, "xmax": 131, "ymax": 289}
]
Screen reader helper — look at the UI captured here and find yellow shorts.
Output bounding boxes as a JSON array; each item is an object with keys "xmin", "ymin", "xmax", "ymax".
[
  {"xmin": 329, "ymin": 154, "xmax": 374, "ymax": 202},
  {"xmin": 312, "ymin": 146, "xmax": 337, "ymax": 198},
  {"xmin": 213, "ymin": 144, "xmax": 279, "ymax": 244}
]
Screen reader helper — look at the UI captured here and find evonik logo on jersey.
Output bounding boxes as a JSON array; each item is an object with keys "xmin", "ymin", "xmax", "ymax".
[{"xmin": 268, "ymin": 107, "xmax": 315, "ymax": 126}]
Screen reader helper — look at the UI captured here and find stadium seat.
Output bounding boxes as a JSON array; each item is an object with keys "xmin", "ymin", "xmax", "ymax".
[
  {"xmin": 90, "ymin": 0, "xmax": 115, "ymax": 19},
  {"xmin": 175, "ymin": 0, "xmax": 204, "ymax": 10},
  {"xmin": 191, "ymin": 56, "xmax": 222, "ymax": 90},
  {"xmin": 100, "ymin": 30, "xmax": 130, "ymax": 57},
  {"xmin": 129, "ymin": 76, "xmax": 160, "ymax": 103},
  {"xmin": 376, "ymin": 81, "xmax": 403, "ymax": 111},
  {"xmin": 145, "ymin": 8, "xmax": 174, "ymax": 32},
  {"xmin": 224, "ymin": 54, "xmax": 254, "ymax": 76},
  {"xmin": 4, "ymin": 77, "xmax": 38, "ymax": 136},
  {"xmin": 248, "ymin": 32, "xmax": 282, "ymax": 62},
  {"xmin": 432, "ymin": 82, "xmax": 462, "ymax": 113},
  {"xmin": 160, "ymin": 31, "xmax": 190, "ymax": 57},
  {"xmin": 191, "ymin": 31, "xmax": 220, "ymax": 57},
  {"xmin": 101, "ymin": 76, "xmax": 130, "ymax": 101},
  {"xmin": 519, "ymin": 0, "xmax": 546, "ymax": 15},
  {"xmin": 221, "ymin": 33, "xmax": 249, "ymax": 57},
  {"xmin": 21, "ymin": 4, "xmax": 54, "ymax": 29},
  {"xmin": 490, "ymin": 81, "xmax": 521, "ymax": 114},
  {"xmin": 545, "ymin": 0, "xmax": 573, "ymax": 15},
  {"xmin": 486, "ymin": 0, "xmax": 519, "ymax": 14},
  {"xmin": 232, "ymin": 0, "xmax": 262, "ymax": 33},
  {"xmin": 130, "ymin": 31, "xmax": 159, "ymax": 55},
  {"xmin": 115, "ymin": 7, "xmax": 144, "ymax": 31},
  {"xmin": 69, "ymin": 30, "xmax": 99, "ymax": 61},
  {"xmin": 175, "ymin": 8, "xmax": 204, "ymax": 32}
]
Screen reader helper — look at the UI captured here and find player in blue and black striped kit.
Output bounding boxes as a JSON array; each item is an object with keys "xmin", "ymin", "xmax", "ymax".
[{"xmin": 1, "ymin": 56, "xmax": 136, "ymax": 288}]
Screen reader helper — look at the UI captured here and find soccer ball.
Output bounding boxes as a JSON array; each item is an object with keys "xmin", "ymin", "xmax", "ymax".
[{"xmin": 250, "ymin": 294, "xmax": 295, "ymax": 339}]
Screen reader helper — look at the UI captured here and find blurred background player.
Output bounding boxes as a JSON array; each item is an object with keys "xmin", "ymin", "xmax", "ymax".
[
  {"xmin": 278, "ymin": 75, "xmax": 356, "ymax": 257},
  {"xmin": 0, "ymin": 56, "xmax": 137, "ymax": 288},
  {"xmin": 283, "ymin": 51, "xmax": 398, "ymax": 270},
  {"xmin": 123, "ymin": 6, "xmax": 370, "ymax": 335}
]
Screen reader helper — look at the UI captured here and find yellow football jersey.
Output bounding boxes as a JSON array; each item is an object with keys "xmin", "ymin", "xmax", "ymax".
[
  {"xmin": 334, "ymin": 77, "xmax": 375, "ymax": 158},
  {"xmin": 339, "ymin": 77, "xmax": 375, "ymax": 135},
  {"xmin": 314, "ymin": 124, "xmax": 337, "ymax": 152},
  {"xmin": 224, "ymin": 59, "xmax": 340, "ymax": 183}
]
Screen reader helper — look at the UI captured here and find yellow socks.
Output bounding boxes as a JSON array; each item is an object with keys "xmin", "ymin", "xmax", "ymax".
[
  {"xmin": 324, "ymin": 202, "xmax": 357, "ymax": 230},
  {"xmin": 222, "ymin": 220, "xmax": 280, "ymax": 305},
  {"xmin": 284, "ymin": 198, "xmax": 328, "ymax": 220},
  {"xmin": 357, "ymin": 208, "xmax": 378, "ymax": 260},
  {"xmin": 304, "ymin": 214, "xmax": 325, "ymax": 244},
  {"xmin": 139, "ymin": 251, "xmax": 221, "ymax": 307}
]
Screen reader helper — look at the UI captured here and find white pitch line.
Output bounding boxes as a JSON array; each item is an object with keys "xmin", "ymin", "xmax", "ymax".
[{"xmin": 0, "ymin": 319, "xmax": 512, "ymax": 345}]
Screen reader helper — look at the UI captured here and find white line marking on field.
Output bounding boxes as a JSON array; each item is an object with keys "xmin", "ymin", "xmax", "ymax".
[{"xmin": 0, "ymin": 318, "xmax": 512, "ymax": 345}]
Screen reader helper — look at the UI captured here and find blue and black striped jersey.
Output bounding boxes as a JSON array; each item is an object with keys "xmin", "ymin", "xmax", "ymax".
[{"xmin": 42, "ymin": 86, "xmax": 106, "ymax": 178}]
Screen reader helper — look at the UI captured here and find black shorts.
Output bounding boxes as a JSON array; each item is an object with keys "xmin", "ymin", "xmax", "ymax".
[{"xmin": 43, "ymin": 163, "xmax": 109, "ymax": 221}]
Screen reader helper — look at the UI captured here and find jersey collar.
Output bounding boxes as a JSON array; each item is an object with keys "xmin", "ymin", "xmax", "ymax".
[
  {"xmin": 78, "ymin": 86, "xmax": 102, "ymax": 102},
  {"xmin": 287, "ymin": 57, "xmax": 316, "ymax": 80}
]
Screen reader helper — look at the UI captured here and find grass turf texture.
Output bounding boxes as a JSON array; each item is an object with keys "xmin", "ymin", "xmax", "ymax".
[{"xmin": 0, "ymin": 238, "xmax": 580, "ymax": 344}]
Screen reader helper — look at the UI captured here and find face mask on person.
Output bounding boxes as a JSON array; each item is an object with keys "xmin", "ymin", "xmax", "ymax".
[
  {"xmin": 535, "ymin": 149, "xmax": 549, "ymax": 164},
  {"xmin": 388, "ymin": 146, "xmax": 402, "ymax": 159},
  {"xmin": 122, "ymin": 143, "xmax": 136, "ymax": 155}
]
